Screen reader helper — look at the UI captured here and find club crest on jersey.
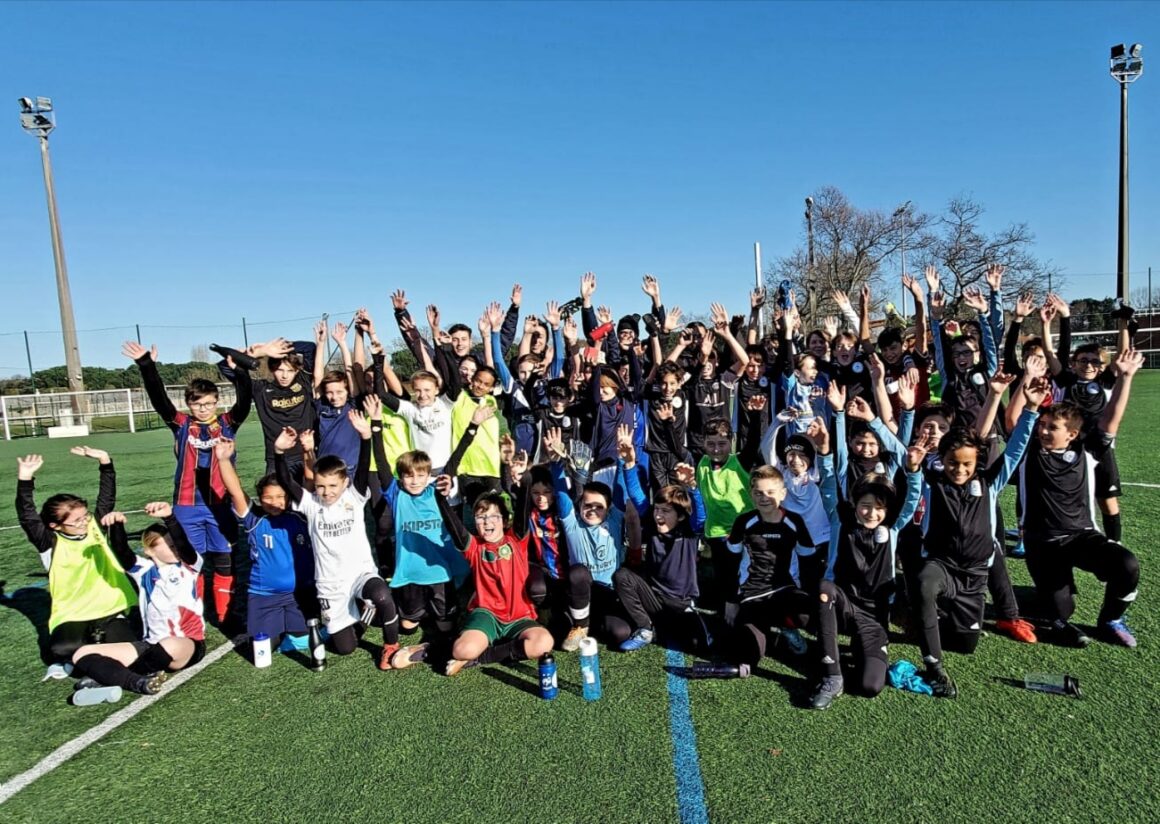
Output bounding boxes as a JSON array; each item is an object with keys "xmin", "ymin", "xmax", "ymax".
[
  {"xmin": 498, "ymin": 543, "xmax": 513, "ymax": 560},
  {"xmin": 670, "ymin": 396, "xmax": 683, "ymax": 410},
  {"xmin": 852, "ymin": 362, "xmax": 865, "ymax": 374},
  {"xmin": 874, "ymin": 526, "xmax": 889, "ymax": 544},
  {"xmin": 1062, "ymin": 450, "xmax": 1078, "ymax": 464},
  {"xmin": 971, "ymin": 372, "xmax": 986, "ymax": 386},
  {"xmin": 758, "ymin": 376, "xmax": 769, "ymax": 388},
  {"xmin": 1085, "ymin": 382, "xmax": 1100, "ymax": 396},
  {"xmin": 295, "ymin": 534, "xmax": 306, "ymax": 545},
  {"xmin": 969, "ymin": 479, "xmax": 983, "ymax": 497}
]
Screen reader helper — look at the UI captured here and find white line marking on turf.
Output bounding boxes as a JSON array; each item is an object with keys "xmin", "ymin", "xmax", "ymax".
[
  {"xmin": 0, "ymin": 640, "xmax": 236, "ymax": 805},
  {"xmin": 1122, "ymin": 483, "xmax": 1160, "ymax": 489}
]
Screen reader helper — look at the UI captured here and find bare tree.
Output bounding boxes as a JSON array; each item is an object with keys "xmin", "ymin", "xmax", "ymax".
[{"xmin": 915, "ymin": 195, "xmax": 1061, "ymax": 318}]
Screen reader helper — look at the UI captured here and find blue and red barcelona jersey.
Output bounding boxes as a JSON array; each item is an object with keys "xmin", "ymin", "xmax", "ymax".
[{"xmin": 171, "ymin": 412, "xmax": 240, "ymax": 507}]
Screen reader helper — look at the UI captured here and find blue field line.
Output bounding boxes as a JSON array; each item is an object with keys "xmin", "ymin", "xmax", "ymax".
[{"xmin": 665, "ymin": 648, "xmax": 709, "ymax": 824}]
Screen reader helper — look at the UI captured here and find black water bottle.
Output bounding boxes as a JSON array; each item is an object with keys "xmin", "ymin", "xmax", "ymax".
[
  {"xmin": 688, "ymin": 662, "xmax": 750, "ymax": 679},
  {"xmin": 307, "ymin": 618, "xmax": 326, "ymax": 672}
]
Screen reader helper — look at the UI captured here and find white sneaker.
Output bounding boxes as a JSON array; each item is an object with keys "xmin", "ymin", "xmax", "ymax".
[{"xmin": 72, "ymin": 685, "xmax": 123, "ymax": 706}]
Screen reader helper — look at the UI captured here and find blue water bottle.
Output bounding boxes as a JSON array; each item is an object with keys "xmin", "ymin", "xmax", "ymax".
[
  {"xmin": 538, "ymin": 653, "xmax": 558, "ymax": 700},
  {"xmin": 578, "ymin": 637, "xmax": 602, "ymax": 701}
]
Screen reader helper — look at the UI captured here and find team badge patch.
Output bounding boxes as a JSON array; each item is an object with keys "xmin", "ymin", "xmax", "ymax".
[{"xmin": 498, "ymin": 543, "xmax": 513, "ymax": 560}]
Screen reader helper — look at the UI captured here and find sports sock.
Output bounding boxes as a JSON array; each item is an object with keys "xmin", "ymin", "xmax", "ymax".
[
  {"xmin": 74, "ymin": 653, "xmax": 138, "ymax": 690},
  {"xmin": 1102, "ymin": 512, "xmax": 1122, "ymax": 542},
  {"xmin": 213, "ymin": 574, "xmax": 234, "ymax": 623}
]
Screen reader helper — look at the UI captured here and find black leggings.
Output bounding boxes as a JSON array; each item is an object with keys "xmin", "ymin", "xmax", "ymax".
[
  {"xmin": 613, "ymin": 566, "xmax": 710, "ymax": 653},
  {"xmin": 50, "ymin": 614, "xmax": 136, "ymax": 662},
  {"xmin": 394, "ymin": 582, "xmax": 455, "ymax": 634},
  {"xmin": 817, "ymin": 581, "xmax": 890, "ymax": 696},
  {"xmin": 1025, "ymin": 531, "xmax": 1139, "ymax": 625},
  {"xmin": 914, "ymin": 561, "xmax": 987, "ymax": 666},
  {"xmin": 330, "ymin": 577, "xmax": 399, "ymax": 654}
]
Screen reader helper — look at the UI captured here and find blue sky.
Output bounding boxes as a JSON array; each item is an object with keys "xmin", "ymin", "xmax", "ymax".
[{"xmin": 1, "ymin": 1, "xmax": 1157, "ymax": 374}]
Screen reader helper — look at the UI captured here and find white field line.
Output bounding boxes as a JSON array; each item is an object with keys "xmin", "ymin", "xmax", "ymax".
[{"xmin": 0, "ymin": 639, "xmax": 236, "ymax": 805}]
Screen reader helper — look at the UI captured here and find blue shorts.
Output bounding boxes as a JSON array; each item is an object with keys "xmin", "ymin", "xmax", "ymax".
[
  {"xmin": 173, "ymin": 504, "xmax": 235, "ymax": 554},
  {"xmin": 247, "ymin": 592, "xmax": 308, "ymax": 640}
]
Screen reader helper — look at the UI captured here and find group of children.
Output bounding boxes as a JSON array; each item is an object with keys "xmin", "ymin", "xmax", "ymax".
[{"xmin": 17, "ymin": 268, "xmax": 1143, "ymax": 709}]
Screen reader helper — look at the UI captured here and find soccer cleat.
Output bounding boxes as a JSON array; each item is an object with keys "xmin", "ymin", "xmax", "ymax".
[
  {"xmin": 445, "ymin": 657, "xmax": 480, "ymax": 677},
  {"xmin": 781, "ymin": 627, "xmax": 808, "ymax": 656},
  {"xmin": 1098, "ymin": 618, "xmax": 1138, "ymax": 648},
  {"xmin": 562, "ymin": 625, "xmax": 589, "ymax": 653},
  {"xmin": 389, "ymin": 643, "xmax": 430, "ymax": 670},
  {"xmin": 996, "ymin": 618, "xmax": 1038, "ymax": 644},
  {"xmin": 71, "ymin": 685, "xmax": 123, "ymax": 706},
  {"xmin": 73, "ymin": 676, "xmax": 101, "ymax": 691},
  {"xmin": 619, "ymin": 627, "xmax": 655, "ymax": 652},
  {"xmin": 1053, "ymin": 621, "xmax": 1092, "ymax": 648},
  {"xmin": 926, "ymin": 668, "xmax": 958, "ymax": 699},
  {"xmin": 1008, "ymin": 540, "xmax": 1026, "ymax": 559},
  {"xmin": 128, "ymin": 672, "xmax": 169, "ymax": 696},
  {"xmin": 809, "ymin": 675, "xmax": 845, "ymax": 710},
  {"xmin": 379, "ymin": 643, "xmax": 401, "ymax": 671}
]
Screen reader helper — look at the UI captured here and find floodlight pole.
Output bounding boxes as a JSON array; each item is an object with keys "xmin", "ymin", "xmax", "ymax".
[
  {"xmin": 894, "ymin": 201, "xmax": 911, "ymax": 319},
  {"xmin": 805, "ymin": 197, "xmax": 816, "ymax": 323},
  {"xmin": 1116, "ymin": 77, "xmax": 1130, "ymax": 302},
  {"xmin": 38, "ymin": 135, "xmax": 84, "ymax": 395}
]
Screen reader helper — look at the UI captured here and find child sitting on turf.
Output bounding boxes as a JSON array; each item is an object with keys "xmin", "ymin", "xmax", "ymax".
[
  {"xmin": 1006, "ymin": 349, "xmax": 1144, "ymax": 649},
  {"xmin": 724, "ymin": 465, "xmax": 817, "ymax": 664},
  {"xmin": 911, "ymin": 373, "xmax": 1045, "ymax": 698},
  {"xmin": 808, "ymin": 438, "xmax": 926, "ymax": 709},
  {"xmin": 615, "ymin": 437, "xmax": 711, "ymax": 654},
  {"xmin": 71, "ymin": 501, "xmax": 206, "ymax": 705},
  {"xmin": 437, "ymin": 474, "xmax": 554, "ymax": 676},
  {"xmin": 273, "ymin": 410, "xmax": 402, "ymax": 670},
  {"xmin": 542, "ymin": 425, "xmax": 632, "ymax": 651},
  {"xmin": 16, "ymin": 448, "xmax": 139, "ymax": 666},
  {"xmin": 215, "ymin": 439, "xmax": 316, "ymax": 655}
]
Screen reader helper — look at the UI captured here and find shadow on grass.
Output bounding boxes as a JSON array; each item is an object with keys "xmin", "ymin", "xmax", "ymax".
[{"xmin": 0, "ymin": 581, "xmax": 53, "ymax": 664}]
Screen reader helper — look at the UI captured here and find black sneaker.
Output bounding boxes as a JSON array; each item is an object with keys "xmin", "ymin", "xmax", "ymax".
[
  {"xmin": 926, "ymin": 668, "xmax": 958, "ymax": 699},
  {"xmin": 1054, "ymin": 621, "xmax": 1092, "ymax": 648},
  {"xmin": 809, "ymin": 675, "xmax": 844, "ymax": 710}
]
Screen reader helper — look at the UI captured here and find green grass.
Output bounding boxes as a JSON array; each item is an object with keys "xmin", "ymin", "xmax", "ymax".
[{"xmin": 3, "ymin": 379, "xmax": 1160, "ymax": 822}]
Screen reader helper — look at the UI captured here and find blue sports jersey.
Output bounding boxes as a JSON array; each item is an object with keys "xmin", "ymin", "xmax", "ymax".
[
  {"xmin": 242, "ymin": 505, "xmax": 314, "ymax": 596},
  {"xmin": 387, "ymin": 482, "xmax": 469, "ymax": 588}
]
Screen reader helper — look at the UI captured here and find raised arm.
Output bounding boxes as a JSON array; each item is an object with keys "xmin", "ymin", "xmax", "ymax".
[
  {"xmin": 1099, "ymin": 350, "xmax": 1144, "ymax": 438},
  {"xmin": 100, "ymin": 513, "xmax": 139, "ymax": 571},
  {"xmin": 434, "ymin": 478, "xmax": 471, "ymax": 551},
  {"xmin": 214, "ymin": 439, "xmax": 250, "ymax": 517},
  {"xmin": 273, "ymin": 428, "xmax": 305, "ymax": 504},
  {"xmin": 444, "ymin": 404, "xmax": 493, "ymax": 478},
  {"xmin": 15, "ymin": 455, "xmax": 53, "ymax": 556},
  {"xmin": 122, "ymin": 342, "xmax": 177, "ymax": 425}
]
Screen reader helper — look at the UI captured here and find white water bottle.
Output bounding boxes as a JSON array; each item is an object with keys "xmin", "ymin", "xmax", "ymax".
[
  {"xmin": 253, "ymin": 633, "xmax": 272, "ymax": 668},
  {"xmin": 579, "ymin": 637, "xmax": 602, "ymax": 701}
]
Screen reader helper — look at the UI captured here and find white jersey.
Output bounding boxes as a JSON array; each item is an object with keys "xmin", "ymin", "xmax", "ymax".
[
  {"xmin": 394, "ymin": 396, "xmax": 454, "ymax": 470},
  {"xmin": 780, "ymin": 467, "xmax": 832, "ymax": 548},
  {"xmin": 295, "ymin": 485, "xmax": 377, "ymax": 590},
  {"xmin": 129, "ymin": 554, "xmax": 206, "ymax": 643}
]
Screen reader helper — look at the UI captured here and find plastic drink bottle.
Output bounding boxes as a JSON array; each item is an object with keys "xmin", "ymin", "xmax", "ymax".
[
  {"xmin": 1024, "ymin": 673, "xmax": 1082, "ymax": 698},
  {"xmin": 578, "ymin": 637, "xmax": 602, "ymax": 701},
  {"xmin": 252, "ymin": 633, "xmax": 272, "ymax": 668},
  {"xmin": 688, "ymin": 662, "xmax": 751, "ymax": 679},
  {"xmin": 307, "ymin": 618, "xmax": 326, "ymax": 672},
  {"xmin": 538, "ymin": 653, "xmax": 558, "ymax": 700}
]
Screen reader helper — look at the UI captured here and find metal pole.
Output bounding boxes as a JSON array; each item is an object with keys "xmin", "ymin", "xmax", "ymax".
[
  {"xmin": 242, "ymin": 317, "xmax": 250, "ymax": 349},
  {"xmin": 900, "ymin": 219, "xmax": 908, "ymax": 319},
  {"xmin": 805, "ymin": 197, "xmax": 816, "ymax": 323},
  {"xmin": 1148, "ymin": 266, "xmax": 1152, "ymax": 310},
  {"xmin": 1117, "ymin": 81, "xmax": 1130, "ymax": 302},
  {"xmin": 135, "ymin": 323, "xmax": 141, "ymax": 344},
  {"xmin": 38, "ymin": 135, "xmax": 84, "ymax": 395},
  {"xmin": 753, "ymin": 242, "xmax": 763, "ymax": 337},
  {"xmin": 24, "ymin": 331, "xmax": 35, "ymax": 394}
]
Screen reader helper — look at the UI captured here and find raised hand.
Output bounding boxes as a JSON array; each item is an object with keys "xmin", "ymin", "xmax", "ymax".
[
  {"xmin": 426, "ymin": 304, "xmax": 441, "ymax": 330},
  {"xmin": 499, "ymin": 433, "xmax": 515, "ymax": 465},
  {"xmin": 655, "ymin": 401, "xmax": 675, "ymax": 421},
  {"xmin": 100, "ymin": 511, "xmax": 127, "ymax": 527},
  {"xmin": 805, "ymin": 416, "xmax": 830, "ymax": 453},
  {"xmin": 902, "ymin": 273, "xmax": 923, "ymax": 301},
  {"xmin": 1023, "ymin": 375, "xmax": 1051, "ymax": 409},
  {"xmin": 470, "ymin": 403, "xmax": 496, "ymax": 426},
  {"xmin": 1046, "ymin": 293, "xmax": 1070, "ymax": 318},
  {"xmin": 750, "ymin": 287, "xmax": 766, "ymax": 310},
  {"xmin": 896, "ymin": 372, "xmax": 917, "ymax": 410},
  {"xmin": 69, "ymin": 445, "xmax": 110, "ymax": 464},
  {"xmin": 391, "ymin": 289, "xmax": 408, "ymax": 311},
  {"xmin": 274, "ymin": 427, "xmax": 299, "ymax": 454},
  {"xmin": 1038, "ymin": 300, "xmax": 1057, "ymax": 328},
  {"xmin": 860, "ymin": 283, "xmax": 872, "ymax": 309},
  {"xmin": 510, "ymin": 448, "xmax": 529, "ymax": 480},
  {"xmin": 616, "ymin": 424, "xmax": 636, "ymax": 464},
  {"xmin": 121, "ymin": 341, "xmax": 157, "ymax": 362},
  {"xmin": 562, "ymin": 316, "xmax": 578, "ymax": 345},
  {"xmin": 673, "ymin": 462, "xmax": 696, "ymax": 487},
  {"xmin": 485, "ymin": 301, "xmax": 504, "ymax": 332},
  {"xmin": 1023, "ymin": 352, "xmax": 1047, "ymax": 380},
  {"xmin": 298, "ymin": 428, "xmax": 316, "ymax": 453},
  {"xmin": 510, "ymin": 283, "xmax": 523, "ymax": 307},
  {"xmin": 363, "ymin": 394, "xmax": 382, "ymax": 419},
  {"xmin": 596, "ymin": 305, "xmax": 612, "ymax": 326},
  {"xmin": 822, "ymin": 315, "xmax": 839, "ymax": 340},
  {"xmin": 664, "ymin": 306, "xmax": 682, "ymax": 334},
  {"xmin": 542, "ymin": 427, "xmax": 565, "ymax": 460},
  {"xmin": 434, "ymin": 474, "xmax": 454, "ymax": 497},
  {"xmin": 831, "ymin": 290, "xmax": 852, "ymax": 312},
  {"xmin": 989, "ymin": 370, "xmax": 1017, "ymax": 394},
  {"xmin": 314, "ymin": 320, "xmax": 328, "ymax": 346},
  {"xmin": 1015, "ymin": 291, "xmax": 1035, "ymax": 320},
  {"xmin": 700, "ymin": 328, "xmax": 717, "ymax": 356},
  {"xmin": 144, "ymin": 501, "xmax": 173, "ymax": 519},
  {"xmin": 709, "ymin": 302, "xmax": 729, "ymax": 332},
  {"xmin": 580, "ymin": 272, "xmax": 597, "ymax": 300},
  {"xmin": 906, "ymin": 438, "xmax": 931, "ymax": 472},
  {"xmin": 213, "ymin": 438, "xmax": 236, "ymax": 462},
  {"xmin": 826, "ymin": 381, "xmax": 847, "ymax": 412},
  {"xmin": 845, "ymin": 396, "xmax": 874, "ymax": 421},
  {"xmin": 1116, "ymin": 348, "xmax": 1145, "ymax": 377},
  {"xmin": 545, "ymin": 300, "xmax": 561, "ymax": 329},
  {"xmin": 254, "ymin": 338, "xmax": 294, "ymax": 359},
  {"xmin": 929, "ymin": 290, "xmax": 945, "ymax": 320},
  {"xmin": 348, "ymin": 409, "xmax": 372, "ymax": 438},
  {"xmin": 524, "ymin": 315, "xmax": 540, "ymax": 336},
  {"xmin": 331, "ymin": 321, "xmax": 349, "ymax": 345},
  {"xmin": 867, "ymin": 353, "xmax": 884, "ymax": 383},
  {"xmin": 746, "ymin": 394, "xmax": 767, "ymax": 412},
  {"xmin": 16, "ymin": 454, "xmax": 44, "ymax": 480},
  {"xmin": 962, "ymin": 286, "xmax": 987, "ymax": 313},
  {"xmin": 985, "ymin": 263, "xmax": 1004, "ymax": 292},
  {"xmin": 923, "ymin": 265, "xmax": 941, "ymax": 295},
  {"xmin": 477, "ymin": 312, "xmax": 491, "ymax": 337},
  {"xmin": 641, "ymin": 274, "xmax": 660, "ymax": 299}
]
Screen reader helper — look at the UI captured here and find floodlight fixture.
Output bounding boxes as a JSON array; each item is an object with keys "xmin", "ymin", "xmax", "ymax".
[{"xmin": 1110, "ymin": 42, "xmax": 1144, "ymax": 84}]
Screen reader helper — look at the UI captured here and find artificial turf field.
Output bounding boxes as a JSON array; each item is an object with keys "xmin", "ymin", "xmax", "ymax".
[{"xmin": 1, "ymin": 377, "xmax": 1158, "ymax": 824}]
